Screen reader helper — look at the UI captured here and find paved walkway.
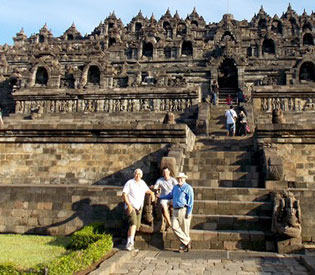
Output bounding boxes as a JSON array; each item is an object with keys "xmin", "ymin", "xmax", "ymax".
[{"xmin": 103, "ymin": 249, "xmax": 313, "ymax": 275}]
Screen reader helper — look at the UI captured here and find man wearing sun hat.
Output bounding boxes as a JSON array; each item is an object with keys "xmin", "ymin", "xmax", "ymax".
[{"xmin": 158, "ymin": 172, "xmax": 194, "ymax": 252}]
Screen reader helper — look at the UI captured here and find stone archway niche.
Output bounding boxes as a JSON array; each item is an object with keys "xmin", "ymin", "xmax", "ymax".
[
  {"xmin": 87, "ymin": 66, "xmax": 100, "ymax": 85},
  {"xmin": 218, "ymin": 58, "xmax": 238, "ymax": 89},
  {"xmin": 143, "ymin": 42, "xmax": 153, "ymax": 58},
  {"xmin": 299, "ymin": 62, "xmax": 315, "ymax": 83},
  {"xmin": 35, "ymin": 67, "xmax": 48, "ymax": 86}
]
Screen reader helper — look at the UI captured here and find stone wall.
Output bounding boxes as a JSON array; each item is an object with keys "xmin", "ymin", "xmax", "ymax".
[
  {"xmin": 293, "ymin": 189, "xmax": 315, "ymax": 243},
  {"xmin": 257, "ymin": 124, "xmax": 315, "ymax": 185},
  {"xmin": 252, "ymin": 85, "xmax": 315, "ymax": 124},
  {"xmin": 0, "ymin": 185, "xmax": 314, "ymax": 243},
  {"xmin": 257, "ymin": 124, "xmax": 315, "ymax": 243},
  {"xmin": 0, "ymin": 123, "xmax": 195, "ymax": 186},
  {"xmin": 0, "ymin": 185, "xmax": 123, "ymax": 235},
  {"xmin": 272, "ymin": 143, "xmax": 315, "ymax": 184},
  {"xmin": 0, "ymin": 143, "xmax": 167, "ymax": 186}
]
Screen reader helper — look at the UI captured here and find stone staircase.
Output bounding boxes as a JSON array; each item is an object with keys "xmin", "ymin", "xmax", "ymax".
[
  {"xmin": 136, "ymin": 104, "xmax": 276, "ymax": 252},
  {"xmin": 187, "ymin": 186, "xmax": 273, "ymax": 251},
  {"xmin": 218, "ymin": 87, "xmax": 238, "ymax": 105},
  {"xmin": 208, "ymin": 104, "xmax": 232, "ymax": 136},
  {"xmin": 163, "ymin": 136, "xmax": 274, "ymax": 252}
]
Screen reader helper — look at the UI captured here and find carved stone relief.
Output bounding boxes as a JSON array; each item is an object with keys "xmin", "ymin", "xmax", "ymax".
[
  {"xmin": 271, "ymin": 191, "xmax": 302, "ymax": 238},
  {"xmin": 15, "ymin": 97, "xmax": 195, "ymax": 114},
  {"xmin": 261, "ymin": 97, "xmax": 315, "ymax": 113}
]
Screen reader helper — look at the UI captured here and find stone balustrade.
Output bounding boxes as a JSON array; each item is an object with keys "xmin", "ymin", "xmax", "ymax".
[
  {"xmin": 252, "ymin": 85, "xmax": 315, "ymax": 116},
  {"xmin": 13, "ymin": 86, "xmax": 201, "ymax": 114}
]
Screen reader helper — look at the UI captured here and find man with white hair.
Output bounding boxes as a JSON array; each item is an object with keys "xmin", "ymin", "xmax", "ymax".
[
  {"xmin": 122, "ymin": 168, "xmax": 155, "ymax": 251},
  {"xmin": 159, "ymin": 172, "xmax": 194, "ymax": 253}
]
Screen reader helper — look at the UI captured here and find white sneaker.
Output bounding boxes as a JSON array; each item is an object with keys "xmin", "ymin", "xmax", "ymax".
[{"xmin": 125, "ymin": 242, "xmax": 138, "ymax": 252}]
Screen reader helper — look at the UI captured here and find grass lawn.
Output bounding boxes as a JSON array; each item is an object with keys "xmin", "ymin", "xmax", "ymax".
[{"xmin": 0, "ymin": 234, "xmax": 71, "ymax": 269}]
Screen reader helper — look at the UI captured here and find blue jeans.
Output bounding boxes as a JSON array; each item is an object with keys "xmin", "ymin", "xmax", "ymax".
[
  {"xmin": 226, "ymin": 123, "xmax": 235, "ymax": 136},
  {"xmin": 212, "ymin": 93, "xmax": 217, "ymax": 105}
]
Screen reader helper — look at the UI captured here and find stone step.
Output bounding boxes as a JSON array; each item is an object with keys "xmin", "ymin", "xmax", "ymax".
[
  {"xmin": 136, "ymin": 229, "xmax": 276, "ymax": 251},
  {"xmin": 191, "ymin": 214, "xmax": 272, "ymax": 231},
  {"xmin": 188, "ymin": 151, "xmax": 252, "ymax": 159},
  {"xmin": 186, "ymin": 171, "xmax": 259, "ymax": 181},
  {"xmin": 194, "ymin": 144, "xmax": 254, "ymax": 152},
  {"xmin": 188, "ymin": 229, "xmax": 275, "ymax": 251},
  {"xmin": 195, "ymin": 137, "xmax": 254, "ymax": 148},
  {"xmin": 210, "ymin": 114, "xmax": 225, "ymax": 119},
  {"xmin": 185, "ymin": 158, "xmax": 254, "ymax": 166},
  {"xmin": 193, "ymin": 200, "xmax": 272, "ymax": 216},
  {"xmin": 208, "ymin": 131, "xmax": 229, "ymax": 137},
  {"xmin": 209, "ymin": 115, "xmax": 226, "ymax": 121},
  {"xmin": 209, "ymin": 125, "xmax": 226, "ymax": 130},
  {"xmin": 189, "ymin": 179, "xmax": 259, "ymax": 188},
  {"xmin": 219, "ymin": 180, "xmax": 260, "ymax": 188},
  {"xmin": 193, "ymin": 187, "xmax": 270, "ymax": 201},
  {"xmin": 183, "ymin": 164, "xmax": 258, "ymax": 173},
  {"xmin": 208, "ymin": 121, "xmax": 226, "ymax": 127}
]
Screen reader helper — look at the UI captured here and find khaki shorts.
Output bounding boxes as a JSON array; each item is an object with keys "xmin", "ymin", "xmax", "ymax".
[
  {"xmin": 160, "ymin": 199, "xmax": 172, "ymax": 208},
  {"xmin": 126, "ymin": 208, "xmax": 142, "ymax": 231}
]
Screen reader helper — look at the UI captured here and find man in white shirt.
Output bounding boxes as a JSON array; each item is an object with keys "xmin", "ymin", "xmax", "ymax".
[
  {"xmin": 122, "ymin": 168, "xmax": 155, "ymax": 251},
  {"xmin": 225, "ymin": 105, "xmax": 237, "ymax": 136},
  {"xmin": 152, "ymin": 167, "xmax": 178, "ymax": 230}
]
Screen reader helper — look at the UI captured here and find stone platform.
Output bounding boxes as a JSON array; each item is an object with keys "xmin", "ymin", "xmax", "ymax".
[{"xmin": 92, "ymin": 248, "xmax": 315, "ymax": 275}]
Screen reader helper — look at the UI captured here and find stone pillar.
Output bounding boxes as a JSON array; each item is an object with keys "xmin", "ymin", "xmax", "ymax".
[
  {"xmin": 196, "ymin": 102, "xmax": 210, "ymax": 135},
  {"xmin": 237, "ymin": 65, "xmax": 245, "ymax": 89}
]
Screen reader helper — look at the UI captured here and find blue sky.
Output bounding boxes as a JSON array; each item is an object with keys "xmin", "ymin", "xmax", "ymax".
[{"xmin": 0, "ymin": 0, "xmax": 313, "ymax": 45}]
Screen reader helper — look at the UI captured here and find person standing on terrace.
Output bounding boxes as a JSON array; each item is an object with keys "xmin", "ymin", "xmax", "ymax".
[{"xmin": 122, "ymin": 168, "xmax": 155, "ymax": 251}]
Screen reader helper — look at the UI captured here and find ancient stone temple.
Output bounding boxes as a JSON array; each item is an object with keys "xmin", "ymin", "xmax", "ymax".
[{"xmin": 0, "ymin": 5, "xmax": 314, "ymax": 252}]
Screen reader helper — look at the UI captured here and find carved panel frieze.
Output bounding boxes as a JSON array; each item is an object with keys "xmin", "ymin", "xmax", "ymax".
[
  {"xmin": 260, "ymin": 97, "xmax": 315, "ymax": 113},
  {"xmin": 15, "ymin": 97, "xmax": 195, "ymax": 114}
]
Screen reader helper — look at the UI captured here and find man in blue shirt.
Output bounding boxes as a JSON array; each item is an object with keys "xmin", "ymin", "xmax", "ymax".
[{"xmin": 159, "ymin": 172, "xmax": 194, "ymax": 252}]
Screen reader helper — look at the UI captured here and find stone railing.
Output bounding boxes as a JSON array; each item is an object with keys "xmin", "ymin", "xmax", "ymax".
[
  {"xmin": 13, "ymin": 86, "xmax": 201, "ymax": 115},
  {"xmin": 252, "ymin": 85, "xmax": 315, "ymax": 115}
]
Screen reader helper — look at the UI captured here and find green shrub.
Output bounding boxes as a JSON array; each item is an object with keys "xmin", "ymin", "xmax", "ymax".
[
  {"xmin": 0, "ymin": 223, "xmax": 113, "ymax": 275},
  {"xmin": 0, "ymin": 263, "xmax": 20, "ymax": 275},
  {"xmin": 45, "ymin": 223, "xmax": 113, "ymax": 275},
  {"xmin": 46, "ymin": 236, "xmax": 112, "ymax": 275},
  {"xmin": 67, "ymin": 222, "xmax": 109, "ymax": 250}
]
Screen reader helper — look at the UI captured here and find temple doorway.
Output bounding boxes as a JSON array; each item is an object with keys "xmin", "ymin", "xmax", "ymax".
[
  {"xmin": 299, "ymin": 62, "xmax": 315, "ymax": 83},
  {"xmin": 218, "ymin": 58, "xmax": 238, "ymax": 103},
  {"xmin": 35, "ymin": 67, "xmax": 48, "ymax": 87}
]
